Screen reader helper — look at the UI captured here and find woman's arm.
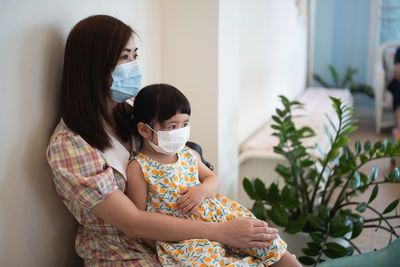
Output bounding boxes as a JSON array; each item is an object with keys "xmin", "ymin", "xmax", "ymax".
[
  {"xmin": 92, "ymin": 189, "xmax": 277, "ymax": 248},
  {"xmin": 125, "ymin": 160, "xmax": 156, "ymax": 250},
  {"xmin": 92, "ymin": 190, "xmax": 278, "ymax": 247}
]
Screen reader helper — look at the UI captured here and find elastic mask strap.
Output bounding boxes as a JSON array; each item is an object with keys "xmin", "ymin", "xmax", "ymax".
[{"xmin": 145, "ymin": 123, "xmax": 158, "ymax": 135}]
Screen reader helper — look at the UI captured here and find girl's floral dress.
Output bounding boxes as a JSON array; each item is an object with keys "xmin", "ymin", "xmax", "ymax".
[{"xmin": 133, "ymin": 146, "xmax": 287, "ymax": 266}]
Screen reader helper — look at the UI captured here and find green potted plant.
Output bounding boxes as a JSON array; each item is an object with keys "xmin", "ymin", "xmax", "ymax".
[
  {"xmin": 313, "ymin": 64, "xmax": 374, "ymax": 98},
  {"xmin": 243, "ymin": 96, "xmax": 400, "ymax": 266}
]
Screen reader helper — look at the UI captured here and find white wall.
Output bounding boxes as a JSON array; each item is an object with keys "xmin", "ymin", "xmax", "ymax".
[
  {"xmin": 218, "ymin": 0, "xmax": 241, "ymax": 198},
  {"xmin": 0, "ymin": 1, "xmax": 160, "ymax": 266},
  {"xmin": 238, "ymin": 0, "xmax": 308, "ymax": 143}
]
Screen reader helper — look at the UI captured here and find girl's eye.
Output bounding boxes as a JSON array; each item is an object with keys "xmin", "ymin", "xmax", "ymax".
[
  {"xmin": 183, "ymin": 123, "xmax": 189, "ymax": 127},
  {"xmin": 134, "ymin": 53, "xmax": 139, "ymax": 59},
  {"xmin": 169, "ymin": 125, "xmax": 176, "ymax": 130},
  {"xmin": 120, "ymin": 55, "xmax": 129, "ymax": 60}
]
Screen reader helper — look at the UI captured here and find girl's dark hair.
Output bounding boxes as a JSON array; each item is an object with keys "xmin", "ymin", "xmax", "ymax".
[
  {"xmin": 59, "ymin": 15, "xmax": 135, "ymax": 151},
  {"xmin": 131, "ymin": 83, "xmax": 191, "ymax": 140}
]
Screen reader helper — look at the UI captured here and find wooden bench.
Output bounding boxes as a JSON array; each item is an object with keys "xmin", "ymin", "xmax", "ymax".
[{"xmin": 237, "ymin": 87, "xmax": 353, "ymax": 208}]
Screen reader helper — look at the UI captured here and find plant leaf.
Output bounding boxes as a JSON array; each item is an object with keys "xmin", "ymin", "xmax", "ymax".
[
  {"xmin": 325, "ymin": 113, "xmax": 337, "ymax": 132},
  {"xmin": 352, "ymin": 172, "xmax": 361, "ymax": 188},
  {"xmin": 350, "ymin": 215, "xmax": 364, "ymax": 239},
  {"xmin": 329, "ymin": 65, "xmax": 340, "ymax": 87},
  {"xmin": 301, "ymin": 159, "xmax": 314, "ymax": 168},
  {"xmin": 272, "ymin": 115, "xmax": 281, "ymax": 124},
  {"xmin": 285, "ymin": 215, "xmax": 307, "ymax": 234},
  {"xmin": 302, "ymin": 248, "xmax": 320, "ymax": 256},
  {"xmin": 275, "ymin": 164, "xmax": 292, "ymax": 179},
  {"xmin": 370, "ymin": 166, "xmax": 378, "ymax": 182},
  {"xmin": 325, "ymin": 242, "xmax": 348, "ymax": 258},
  {"xmin": 282, "ymin": 186, "xmax": 300, "ymax": 210},
  {"xmin": 355, "ymin": 141, "xmax": 361, "ymax": 155},
  {"xmin": 307, "ymin": 214, "xmax": 326, "ymax": 231},
  {"xmin": 268, "ymin": 183, "xmax": 280, "ymax": 205},
  {"xmin": 383, "ymin": 199, "xmax": 399, "ymax": 214},
  {"xmin": 356, "ymin": 202, "xmax": 367, "ymax": 213},
  {"xmin": 252, "ymin": 202, "xmax": 266, "ymax": 221},
  {"xmin": 310, "ymin": 231, "xmax": 324, "ymax": 243},
  {"xmin": 346, "ymin": 245, "xmax": 355, "ymax": 256},
  {"xmin": 318, "ymin": 206, "xmax": 330, "ymax": 221},
  {"xmin": 360, "ymin": 154, "xmax": 368, "ymax": 164},
  {"xmin": 242, "ymin": 178, "xmax": 259, "ymax": 200},
  {"xmin": 267, "ymin": 205, "xmax": 289, "ymax": 227},
  {"xmin": 324, "ymin": 124, "xmax": 333, "ymax": 143},
  {"xmin": 254, "ymin": 178, "xmax": 268, "ymax": 200},
  {"xmin": 298, "ymin": 256, "xmax": 315, "ymax": 265},
  {"xmin": 330, "ymin": 215, "xmax": 353, "ymax": 238},
  {"xmin": 336, "ymin": 136, "xmax": 351, "ymax": 148},
  {"xmin": 313, "ymin": 73, "xmax": 331, "ymax": 88},
  {"xmin": 364, "ymin": 140, "xmax": 371, "ymax": 151},
  {"xmin": 368, "ymin": 184, "xmax": 379, "ymax": 204},
  {"xmin": 307, "ymin": 242, "xmax": 322, "ymax": 252}
]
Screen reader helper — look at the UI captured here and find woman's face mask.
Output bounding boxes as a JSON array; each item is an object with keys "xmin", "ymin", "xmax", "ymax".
[
  {"xmin": 110, "ymin": 60, "xmax": 142, "ymax": 103},
  {"xmin": 145, "ymin": 123, "xmax": 190, "ymax": 155}
]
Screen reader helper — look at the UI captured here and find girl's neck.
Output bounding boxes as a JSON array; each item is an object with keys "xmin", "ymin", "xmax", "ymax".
[{"xmin": 139, "ymin": 140, "xmax": 178, "ymax": 164}]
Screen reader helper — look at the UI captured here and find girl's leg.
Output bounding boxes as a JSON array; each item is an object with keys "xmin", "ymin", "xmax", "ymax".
[{"xmin": 270, "ymin": 251, "xmax": 302, "ymax": 267}]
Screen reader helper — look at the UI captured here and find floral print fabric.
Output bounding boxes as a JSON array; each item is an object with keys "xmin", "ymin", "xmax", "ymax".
[{"xmin": 134, "ymin": 146, "xmax": 287, "ymax": 266}]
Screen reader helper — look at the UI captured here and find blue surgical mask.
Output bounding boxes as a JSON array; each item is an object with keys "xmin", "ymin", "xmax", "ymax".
[{"xmin": 110, "ymin": 60, "xmax": 142, "ymax": 103}]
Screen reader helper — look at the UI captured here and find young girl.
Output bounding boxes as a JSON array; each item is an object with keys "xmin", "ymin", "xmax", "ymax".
[{"xmin": 127, "ymin": 84, "xmax": 299, "ymax": 266}]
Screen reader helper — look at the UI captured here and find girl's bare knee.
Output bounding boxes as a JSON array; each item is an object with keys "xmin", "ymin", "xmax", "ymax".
[{"xmin": 271, "ymin": 251, "xmax": 302, "ymax": 267}]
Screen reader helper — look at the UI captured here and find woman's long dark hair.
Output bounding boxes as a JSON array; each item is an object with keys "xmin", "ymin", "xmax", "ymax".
[
  {"xmin": 130, "ymin": 84, "xmax": 191, "ymax": 143},
  {"xmin": 59, "ymin": 15, "xmax": 135, "ymax": 151}
]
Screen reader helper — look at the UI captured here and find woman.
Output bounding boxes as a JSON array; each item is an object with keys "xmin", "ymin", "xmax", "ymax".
[{"xmin": 46, "ymin": 15, "xmax": 278, "ymax": 266}]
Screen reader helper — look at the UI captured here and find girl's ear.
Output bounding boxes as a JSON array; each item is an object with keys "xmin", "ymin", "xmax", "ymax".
[{"xmin": 137, "ymin": 122, "xmax": 151, "ymax": 139}]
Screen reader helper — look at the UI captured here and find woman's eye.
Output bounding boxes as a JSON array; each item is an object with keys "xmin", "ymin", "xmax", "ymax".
[
  {"xmin": 120, "ymin": 55, "xmax": 129, "ymax": 60},
  {"xmin": 183, "ymin": 123, "xmax": 189, "ymax": 127},
  {"xmin": 134, "ymin": 54, "xmax": 139, "ymax": 59},
  {"xmin": 169, "ymin": 125, "xmax": 176, "ymax": 130}
]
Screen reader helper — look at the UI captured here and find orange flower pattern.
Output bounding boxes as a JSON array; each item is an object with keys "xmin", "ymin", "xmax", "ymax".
[{"xmin": 134, "ymin": 146, "xmax": 287, "ymax": 266}]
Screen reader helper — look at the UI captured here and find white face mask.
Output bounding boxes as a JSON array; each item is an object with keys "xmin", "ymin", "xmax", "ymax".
[{"xmin": 146, "ymin": 123, "xmax": 190, "ymax": 155}]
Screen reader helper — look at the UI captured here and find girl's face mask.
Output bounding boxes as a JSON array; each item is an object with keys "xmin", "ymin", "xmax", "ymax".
[
  {"xmin": 110, "ymin": 60, "xmax": 142, "ymax": 103},
  {"xmin": 145, "ymin": 123, "xmax": 190, "ymax": 155}
]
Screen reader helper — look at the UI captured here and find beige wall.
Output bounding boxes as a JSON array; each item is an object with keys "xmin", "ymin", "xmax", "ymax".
[
  {"xmin": 0, "ymin": 1, "xmax": 160, "ymax": 266},
  {"xmin": 160, "ymin": 0, "xmax": 219, "ymax": 173}
]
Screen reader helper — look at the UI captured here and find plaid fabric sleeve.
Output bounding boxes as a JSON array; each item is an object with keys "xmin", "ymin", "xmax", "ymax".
[{"xmin": 47, "ymin": 132, "xmax": 119, "ymax": 211}]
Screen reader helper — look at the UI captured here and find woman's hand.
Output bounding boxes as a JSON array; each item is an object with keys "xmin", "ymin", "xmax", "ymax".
[
  {"xmin": 216, "ymin": 217, "xmax": 278, "ymax": 248},
  {"xmin": 175, "ymin": 186, "xmax": 205, "ymax": 215}
]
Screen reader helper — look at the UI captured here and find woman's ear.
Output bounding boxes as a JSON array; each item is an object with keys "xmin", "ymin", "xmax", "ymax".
[{"xmin": 137, "ymin": 122, "xmax": 151, "ymax": 139}]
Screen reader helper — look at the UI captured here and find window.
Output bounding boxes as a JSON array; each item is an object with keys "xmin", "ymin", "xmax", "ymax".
[{"xmin": 380, "ymin": 0, "xmax": 400, "ymax": 44}]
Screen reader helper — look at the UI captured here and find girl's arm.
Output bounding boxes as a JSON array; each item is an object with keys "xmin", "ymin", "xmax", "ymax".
[
  {"xmin": 195, "ymin": 151, "xmax": 220, "ymax": 197},
  {"xmin": 175, "ymin": 150, "xmax": 220, "ymax": 215},
  {"xmin": 125, "ymin": 160, "xmax": 156, "ymax": 250}
]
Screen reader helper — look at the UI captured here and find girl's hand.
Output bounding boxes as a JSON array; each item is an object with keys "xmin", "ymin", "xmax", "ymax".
[{"xmin": 175, "ymin": 186, "xmax": 206, "ymax": 215}]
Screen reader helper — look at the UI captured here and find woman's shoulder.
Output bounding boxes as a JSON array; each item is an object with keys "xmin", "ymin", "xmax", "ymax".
[{"xmin": 46, "ymin": 119, "xmax": 97, "ymax": 161}]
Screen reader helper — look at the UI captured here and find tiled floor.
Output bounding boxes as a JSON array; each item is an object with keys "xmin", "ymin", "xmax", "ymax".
[{"xmin": 347, "ymin": 94, "xmax": 400, "ymax": 253}]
